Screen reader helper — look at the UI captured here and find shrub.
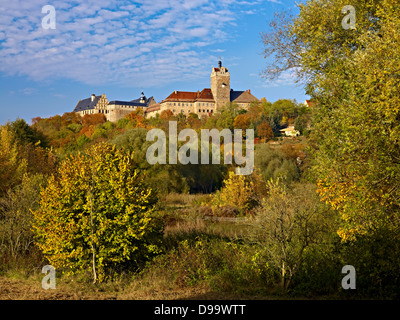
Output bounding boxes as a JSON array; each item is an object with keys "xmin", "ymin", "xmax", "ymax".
[
  {"xmin": 209, "ymin": 170, "xmax": 266, "ymax": 216},
  {"xmin": 248, "ymin": 181, "xmax": 335, "ymax": 290},
  {"xmin": 0, "ymin": 174, "xmax": 47, "ymax": 269},
  {"xmin": 139, "ymin": 236, "xmax": 278, "ymax": 295}
]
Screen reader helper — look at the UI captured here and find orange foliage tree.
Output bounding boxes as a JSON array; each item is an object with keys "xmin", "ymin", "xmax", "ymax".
[
  {"xmin": 125, "ymin": 109, "xmax": 146, "ymax": 128},
  {"xmin": 82, "ymin": 113, "xmax": 106, "ymax": 127},
  {"xmin": 257, "ymin": 121, "xmax": 274, "ymax": 141}
]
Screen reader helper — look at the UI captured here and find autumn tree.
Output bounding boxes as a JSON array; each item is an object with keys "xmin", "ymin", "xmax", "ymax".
[
  {"xmin": 160, "ymin": 109, "xmax": 173, "ymax": 120},
  {"xmin": 233, "ymin": 113, "xmax": 251, "ymax": 131},
  {"xmin": 125, "ymin": 108, "xmax": 146, "ymax": 128},
  {"xmin": 32, "ymin": 143, "xmax": 163, "ymax": 282},
  {"xmin": 210, "ymin": 170, "xmax": 264, "ymax": 215},
  {"xmin": 61, "ymin": 112, "xmax": 82, "ymax": 126},
  {"xmin": 0, "ymin": 126, "xmax": 27, "ymax": 196},
  {"xmin": 257, "ymin": 121, "xmax": 274, "ymax": 141},
  {"xmin": 82, "ymin": 113, "xmax": 106, "ymax": 127},
  {"xmin": 262, "ymin": 0, "xmax": 400, "ymax": 241},
  {"xmin": 187, "ymin": 112, "xmax": 201, "ymax": 129}
]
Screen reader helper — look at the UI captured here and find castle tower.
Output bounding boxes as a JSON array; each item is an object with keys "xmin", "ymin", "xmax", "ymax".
[{"xmin": 211, "ymin": 59, "xmax": 230, "ymax": 110}]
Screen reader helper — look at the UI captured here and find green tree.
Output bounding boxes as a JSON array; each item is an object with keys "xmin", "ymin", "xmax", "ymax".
[
  {"xmin": 111, "ymin": 128, "xmax": 189, "ymax": 194},
  {"xmin": 216, "ymin": 102, "xmax": 242, "ymax": 130},
  {"xmin": 262, "ymin": 0, "xmax": 400, "ymax": 241},
  {"xmin": 32, "ymin": 143, "xmax": 163, "ymax": 282},
  {"xmin": 8, "ymin": 118, "xmax": 49, "ymax": 148},
  {"xmin": 254, "ymin": 144, "xmax": 299, "ymax": 184}
]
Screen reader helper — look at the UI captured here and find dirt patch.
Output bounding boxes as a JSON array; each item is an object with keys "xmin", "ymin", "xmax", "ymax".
[
  {"xmin": 0, "ymin": 276, "xmax": 116, "ymax": 300},
  {"xmin": 0, "ymin": 276, "xmax": 272, "ymax": 300}
]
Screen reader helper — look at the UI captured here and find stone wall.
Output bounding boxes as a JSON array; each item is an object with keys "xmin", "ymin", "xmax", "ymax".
[{"xmin": 211, "ymin": 66, "xmax": 230, "ymax": 110}]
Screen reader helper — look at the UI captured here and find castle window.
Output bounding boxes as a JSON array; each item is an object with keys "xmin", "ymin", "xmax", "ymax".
[
  {"xmin": 174, "ymin": 103, "xmax": 176, "ymax": 106},
  {"xmin": 207, "ymin": 110, "xmax": 209, "ymax": 113},
  {"xmin": 198, "ymin": 109, "xmax": 201, "ymax": 113},
  {"xmin": 203, "ymin": 109, "xmax": 205, "ymax": 112}
]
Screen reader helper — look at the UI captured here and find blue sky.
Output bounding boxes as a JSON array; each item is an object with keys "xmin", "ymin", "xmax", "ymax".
[{"xmin": 0, "ymin": 0, "xmax": 308, "ymax": 125}]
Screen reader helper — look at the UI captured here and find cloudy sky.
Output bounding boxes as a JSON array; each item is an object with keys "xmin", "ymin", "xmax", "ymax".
[{"xmin": 0, "ymin": 0, "xmax": 307, "ymax": 124}]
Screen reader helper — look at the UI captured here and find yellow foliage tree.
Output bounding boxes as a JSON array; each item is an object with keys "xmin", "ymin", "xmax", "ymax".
[
  {"xmin": 32, "ymin": 142, "xmax": 162, "ymax": 282},
  {"xmin": 0, "ymin": 126, "xmax": 27, "ymax": 195},
  {"xmin": 210, "ymin": 170, "xmax": 265, "ymax": 215}
]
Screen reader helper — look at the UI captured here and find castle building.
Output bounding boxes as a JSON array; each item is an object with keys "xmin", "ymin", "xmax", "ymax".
[
  {"xmin": 157, "ymin": 60, "xmax": 259, "ymax": 117},
  {"xmin": 73, "ymin": 61, "xmax": 258, "ymax": 121},
  {"xmin": 73, "ymin": 91, "xmax": 156, "ymax": 122}
]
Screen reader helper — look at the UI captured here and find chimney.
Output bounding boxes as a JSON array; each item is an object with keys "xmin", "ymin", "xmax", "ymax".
[{"xmin": 91, "ymin": 94, "xmax": 95, "ymax": 102}]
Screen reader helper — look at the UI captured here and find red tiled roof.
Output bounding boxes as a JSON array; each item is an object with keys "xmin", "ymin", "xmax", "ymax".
[
  {"xmin": 163, "ymin": 91, "xmax": 199, "ymax": 102},
  {"xmin": 197, "ymin": 88, "xmax": 214, "ymax": 101},
  {"xmin": 162, "ymin": 89, "xmax": 214, "ymax": 103}
]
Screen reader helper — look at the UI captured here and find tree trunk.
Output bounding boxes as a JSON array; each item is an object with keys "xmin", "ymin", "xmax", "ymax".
[{"xmin": 281, "ymin": 261, "xmax": 286, "ymax": 289}]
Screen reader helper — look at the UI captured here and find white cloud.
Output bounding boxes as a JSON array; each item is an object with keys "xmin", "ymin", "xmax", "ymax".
[
  {"xmin": 260, "ymin": 68, "xmax": 299, "ymax": 88},
  {"xmin": 20, "ymin": 88, "xmax": 36, "ymax": 95},
  {"xmin": 0, "ymin": 0, "xmax": 273, "ymax": 87}
]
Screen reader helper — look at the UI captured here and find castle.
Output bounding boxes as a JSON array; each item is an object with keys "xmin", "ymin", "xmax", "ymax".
[{"xmin": 73, "ymin": 60, "xmax": 259, "ymax": 121}]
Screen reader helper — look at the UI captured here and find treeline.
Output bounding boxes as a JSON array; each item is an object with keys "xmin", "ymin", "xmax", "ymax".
[
  {"xmin": 30, "ymin": 98, "xmax": 310, "ymax": 156},
  {"xmin": 26, "ymin": 98, "xmax": 310, "ymax": 195},
  {"xmin": 0, "ymin": 99, "xmax": 310, "ymax": 285}
]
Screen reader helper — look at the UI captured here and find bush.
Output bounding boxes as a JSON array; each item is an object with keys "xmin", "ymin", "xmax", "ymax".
[
  {"xmin": 0, "ymin": 174, "xmax": 47, "ymax": 272},
  {"xmin": 248, "ymin": 181, "xmax": 335, "ymax": 290},
  {"xmin": 139, "ymin": 236, "xmax": 278, "ymax": 295},
  {"xmin": 209, "ymin": 170, "xmax": 266, "ymax": 216}
]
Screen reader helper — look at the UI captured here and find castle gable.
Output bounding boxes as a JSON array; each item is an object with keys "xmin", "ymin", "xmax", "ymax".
[
  {"xmin": 73, "ymin": 96, "xmax": 101, "ymax": 112},
  {"xmin": 230, "ymin": 90, "xmax": 259, "ymax": 104},
  {"xmin": 196, "ymin": 88, "xmax": 214, "ymax": 101}
]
